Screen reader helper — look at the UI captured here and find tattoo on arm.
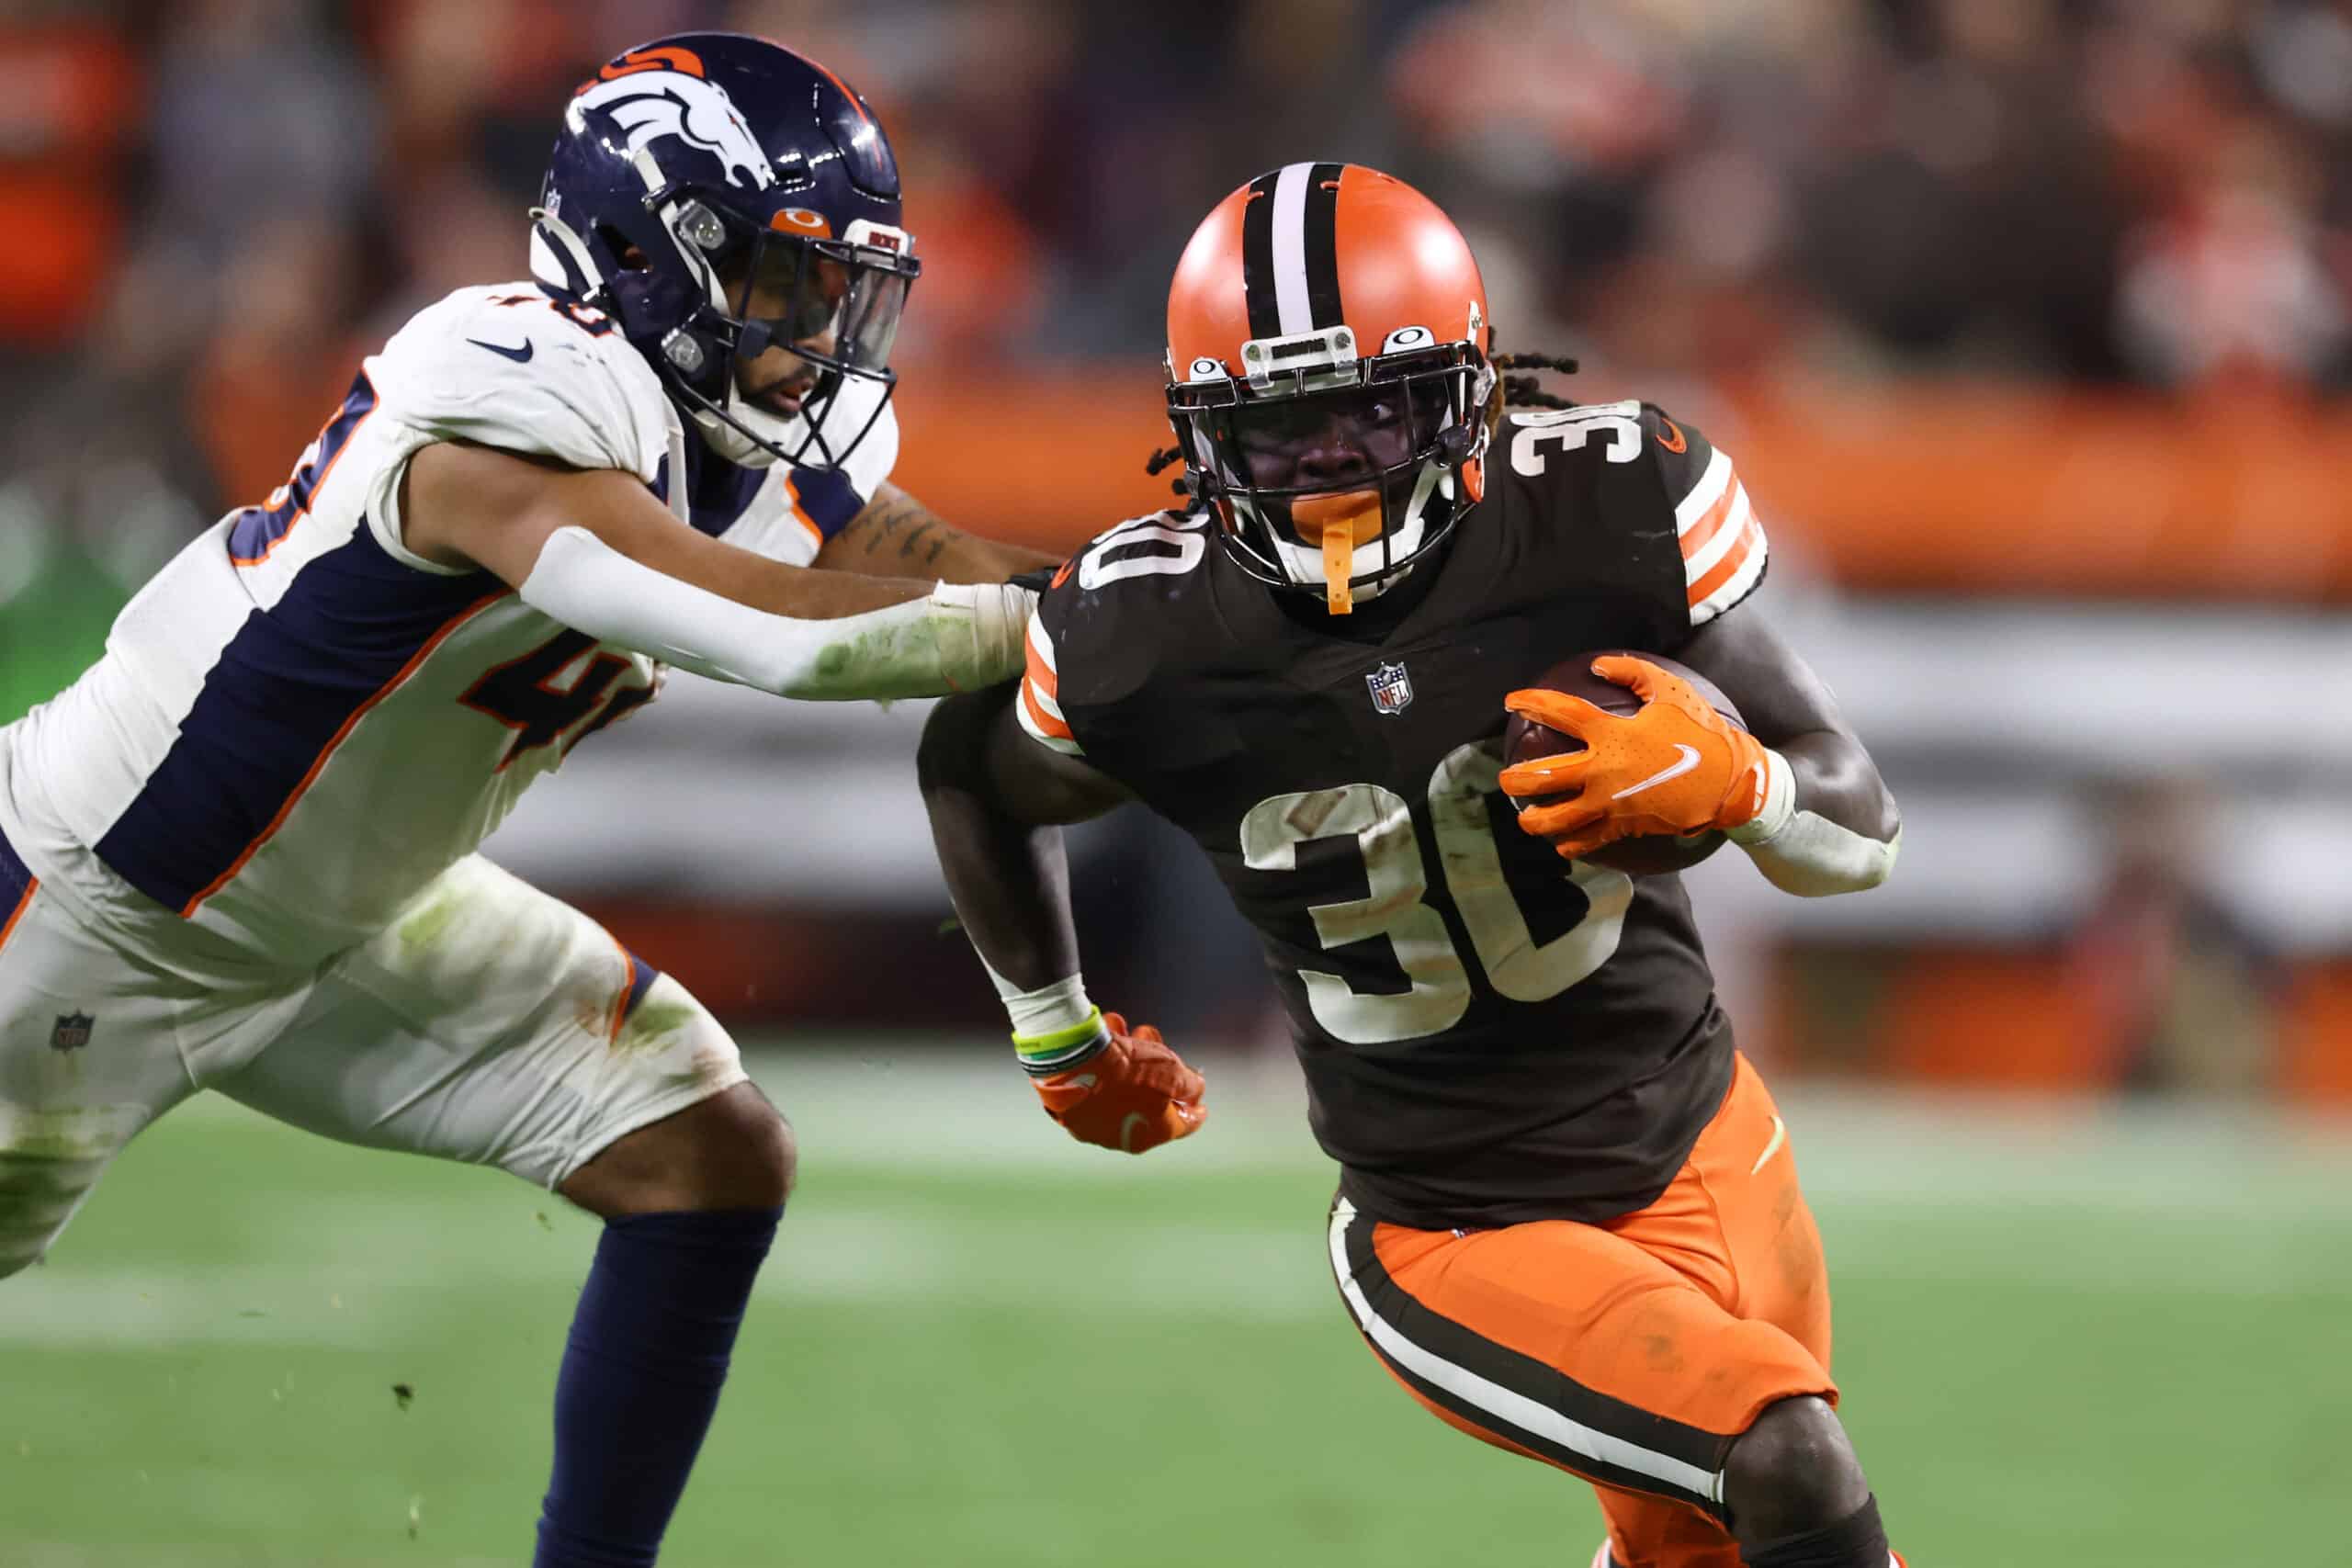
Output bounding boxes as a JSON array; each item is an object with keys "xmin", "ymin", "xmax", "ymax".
[
  {"xmin": 853, "ymin": 495, "xmax": 926, "ymax": 556},
  {"xmin": 816, "ymin": 481, "xmax": 1057, "ymax": 582},
  {"xmin": 836, "ymin": 492, "xmax": 953, "ymax": 564}
]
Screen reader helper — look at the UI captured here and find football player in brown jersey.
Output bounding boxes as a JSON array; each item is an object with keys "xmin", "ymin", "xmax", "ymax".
[{"xmin": 919, "ymin": 164, "xmax": 1905, "ymax": 1568}]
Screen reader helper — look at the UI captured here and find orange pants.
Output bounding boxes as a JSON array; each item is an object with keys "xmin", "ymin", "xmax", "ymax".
[{"xmin": 1327, "ymin": 1053, "xmax": 1835, "ymax": 1568}]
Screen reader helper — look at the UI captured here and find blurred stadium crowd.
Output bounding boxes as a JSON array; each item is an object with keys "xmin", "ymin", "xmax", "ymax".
[
  {"xmin": 9, "ymin": 0, "xmax": 2352, "ymax": 532},
  {"xmin": 4, "ymin": 0, "xmax": 2349, "ymax": 1098}
]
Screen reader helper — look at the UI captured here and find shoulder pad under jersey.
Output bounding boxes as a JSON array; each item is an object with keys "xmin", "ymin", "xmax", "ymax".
[
  {"xmin": 1014, "ymin": 508, "xmax": 1216, "ymax": 759},
  {"xmin": 1498, "ymin": 399, "xmax": 1770, "ymax": 632},
  {"xmin": 367, "ymin": 284, "xmax": 673, "ymax": 484}
]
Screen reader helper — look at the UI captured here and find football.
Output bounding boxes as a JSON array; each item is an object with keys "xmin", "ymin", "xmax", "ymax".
[{"xmin": 1502, "ymin": 650, "xmax": 1744, "ymax": 877}]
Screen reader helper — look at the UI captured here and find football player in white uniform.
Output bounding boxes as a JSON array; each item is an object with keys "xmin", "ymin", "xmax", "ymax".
[{"xmin": 0, "ymin": 33, "xmax": 1045, "ymax": 1567}]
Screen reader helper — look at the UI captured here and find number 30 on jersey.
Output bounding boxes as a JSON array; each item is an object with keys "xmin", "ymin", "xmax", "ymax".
[{"xmin": 1242, "ymin": 742, "xmax": 1633, "ymax": 1045}]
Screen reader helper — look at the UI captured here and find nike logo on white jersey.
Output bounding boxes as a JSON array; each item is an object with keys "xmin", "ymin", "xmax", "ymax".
[
  {"xmin": 1612, "ymin": 744, "xmax": 1702, "ymax": 799},
  {"xmin": 465, "ymin": 336, "xmax": 534, "ymax": 364}
]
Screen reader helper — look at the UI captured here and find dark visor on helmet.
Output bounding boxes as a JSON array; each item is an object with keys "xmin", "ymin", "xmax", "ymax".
[
  {"xmin": 729, "ymin": 228, "xmax": 916, "ymax": 381},
  {"xmin": 1201, "ymin": 378, "xmax": 1455, "ymax": 494},
  {"xmin": 1166, "ymin": 344, "xmax": 1482, "ymax": 592}
]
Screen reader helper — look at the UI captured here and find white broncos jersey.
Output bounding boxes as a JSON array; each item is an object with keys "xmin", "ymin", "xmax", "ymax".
[{"xmin": 3, "ymin": 282, "xmax": 897, "ymax": 968}]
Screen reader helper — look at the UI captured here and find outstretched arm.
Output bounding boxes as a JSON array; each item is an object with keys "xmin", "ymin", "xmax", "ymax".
[
  {"xmin": 816, "ymin": 481, "xmax": 1062, "ymax": 585},
  {"xmin": 401, "ymin": 442, "xmax": 1031, "ymax": 700},
  {"xmin": 918, "ymin": 686, "xmax": 1205, "ymax": 1152}
]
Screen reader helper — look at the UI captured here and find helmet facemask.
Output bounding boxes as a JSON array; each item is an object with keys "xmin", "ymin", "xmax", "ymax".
[
  {"xmin": 1168, "ymin": 332, "xmax": 1492, "ymax": 613},
  {"xmin": 642, "ymin": 183, "xmax": 918, "ymax": 470}
]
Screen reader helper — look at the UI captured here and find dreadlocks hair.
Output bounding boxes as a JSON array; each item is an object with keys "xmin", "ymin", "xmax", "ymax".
[
  {"xmin": 1490, "ymin": 347, "xmax": 1581, "ymax": 410},
  {"xmin": 1140, "ymin": 339, "xmax": 1581, "ymax": 493}
]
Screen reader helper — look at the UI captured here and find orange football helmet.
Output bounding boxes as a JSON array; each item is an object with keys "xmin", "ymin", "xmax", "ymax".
[{"xmin": 1164, "ymin": 163, "xmax": 1496, "ymax": 612}]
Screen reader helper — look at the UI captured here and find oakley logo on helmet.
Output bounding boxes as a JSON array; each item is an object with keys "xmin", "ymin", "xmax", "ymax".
[
  {"xmin": 773, "ymin": 206, "xmax": 830, "ymax": 233},
  {"xmin": 569, "ymin": 71, "xmax": 778, "ymax": 192}
]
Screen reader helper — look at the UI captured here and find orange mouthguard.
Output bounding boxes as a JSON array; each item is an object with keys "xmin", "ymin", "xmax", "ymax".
[{"xmin": 1323, "ymin": 519, "xmax": 1354, "ymax": 615}]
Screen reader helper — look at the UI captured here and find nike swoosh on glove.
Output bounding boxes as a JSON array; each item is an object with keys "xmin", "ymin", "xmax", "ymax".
[
  {"xmin": 1029, "ymin": 1013, "xmax": 1207, "ymax": 1155},
  {"xmin": 1497, "ymin": 655, "xmax": 1770, "ymax": 861}
]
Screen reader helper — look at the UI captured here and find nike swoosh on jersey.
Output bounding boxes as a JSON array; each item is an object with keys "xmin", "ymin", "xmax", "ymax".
[
  {"xmin": 1611, "ymin": 743, "xmax": 1702, "ymax": 799},
  {"xmin": 1750, "ymin": 1114, "xmax": 1787, "ymax": 1175},
  {"xmin": 465, "ymin": 336, "xmax": 534, "ymax": 363}
]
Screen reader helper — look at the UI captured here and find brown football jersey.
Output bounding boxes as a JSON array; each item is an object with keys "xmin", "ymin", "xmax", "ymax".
[{"xmin": 1017, "ymin": 401, "xmax": 1770, "ymax": 1229}]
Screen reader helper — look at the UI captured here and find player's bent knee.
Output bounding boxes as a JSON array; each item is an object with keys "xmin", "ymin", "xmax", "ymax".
[
  {"xmin": 1722, "ymin": 1395, "xmax": 1871, "ymax": 1545},
  {"xmin": 704, "ymin": 1087, "xmax": 795, "ymax": 1209},
  {"xmin": 561, "ymin": 1082, "xmax": 795, "ymax": 1219}
]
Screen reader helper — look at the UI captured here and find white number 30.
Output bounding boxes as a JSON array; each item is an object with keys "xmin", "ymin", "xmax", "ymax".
[
  {"xmin": 1509, "ymin": 400, "xmax": 1643, "ymax": 476},
  {"xmin": 1240, "ymin": 742, "xmax": 1631, "ymax": 1045}
]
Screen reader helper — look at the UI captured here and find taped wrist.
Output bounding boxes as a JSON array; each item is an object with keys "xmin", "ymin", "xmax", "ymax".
[
  {"xmin": 924, "ymin": 580, "xmax": 1037, "ymax": 695},
  {"xmin": 1726, "ymin": 748, "xmax": 1796, "ymax": 843},
  {"xmin": 1012, "ymin": 1009, "xmax": 1112, "ymax": 1077},
  {"xmin": 979, "ymin": 962, "xmax": 1109, "ymax": 1076},
  {"xmin": 1726, "ymin": 750, "xmax": 1900, "ymax": 897}
]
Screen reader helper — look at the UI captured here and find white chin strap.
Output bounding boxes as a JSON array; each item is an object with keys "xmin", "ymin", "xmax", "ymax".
[{"xmin": 1261, "ymin": 461, "xmax": 1446, "ymax": 600}]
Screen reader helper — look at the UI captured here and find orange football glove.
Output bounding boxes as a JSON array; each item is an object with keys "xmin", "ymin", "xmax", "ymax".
[
  {"xmin": 1024, "ymin": 1012, "xmax": 1206, "ymax": 1155},
  {"xmin": 1498, "ymin": 656, "xmax": 1771, "ymax": 861}
]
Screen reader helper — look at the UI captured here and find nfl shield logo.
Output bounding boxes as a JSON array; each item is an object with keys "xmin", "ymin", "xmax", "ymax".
[
  {"xmin": 50, "ymin": 1012, "xmax": 93, "ymax": 1053},
  {"xmin": 1365, "ymin": 661, "xmax": 1414, "ymax": 716}
]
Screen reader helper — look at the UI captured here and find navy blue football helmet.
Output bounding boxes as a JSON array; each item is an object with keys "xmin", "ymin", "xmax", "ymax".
[{"xmin": 531, "ymin": 34, "xmax": 919, "ymax": 470}]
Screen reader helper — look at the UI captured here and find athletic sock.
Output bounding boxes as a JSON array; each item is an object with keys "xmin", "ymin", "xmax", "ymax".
[
  {"xmin": 533, "ymin": 1206, "xmax": 782, "ymax": 1568},
  {"xmin": 1742, "ymin": 1494, "xmax": 1892, "ymax": 1568}
]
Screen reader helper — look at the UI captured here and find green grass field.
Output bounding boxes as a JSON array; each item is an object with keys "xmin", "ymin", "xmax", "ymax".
[{"xmin": 5, "ymin": 1045, "xmax": 2348, "ymax": 1566}]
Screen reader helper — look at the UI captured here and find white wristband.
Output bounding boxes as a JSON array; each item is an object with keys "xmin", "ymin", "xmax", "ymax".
[
  {"xmin": 979, "ymin": 959, "xmax": 1107, "ymax": 1072},
  {"xmin": 979, "ymin": 960, "xmax": 1097, "ymax": 1037},
  {"xmin": 1726, "ymin": 749, "xmax": 1796, "ymax": 845},
  {"xmin": 517, "ymin": 525, "xmax": 1036, "ymax": 701},
  {"xmin": 1726, "ymin": 750, "xmax": 1901, "ymax": 897}
]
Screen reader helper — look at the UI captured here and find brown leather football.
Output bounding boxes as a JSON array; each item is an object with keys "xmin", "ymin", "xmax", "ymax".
[{"xmin": 1502, "ymin": 650, "xmax": 1744, "ymax": 877}]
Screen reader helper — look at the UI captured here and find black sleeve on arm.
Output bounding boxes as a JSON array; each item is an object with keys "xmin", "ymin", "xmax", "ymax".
[
  {"xmin": 1672, "ymin": 605, "xmax": 1900, "ymax": 844},
  {"xmin": 916, "ymin": 685, "xmax": 1132, "ymax": 994}
]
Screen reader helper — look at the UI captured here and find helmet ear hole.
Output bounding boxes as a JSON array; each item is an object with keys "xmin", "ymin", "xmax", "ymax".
[{"xmin": 603, "ymin": 230, "xmax": 648, "ymax": 269}]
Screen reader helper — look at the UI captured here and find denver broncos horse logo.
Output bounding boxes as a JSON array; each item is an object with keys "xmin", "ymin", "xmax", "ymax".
[{"xmin": 568, "ymin": 63, "xmax": 777, "ymax": 192}]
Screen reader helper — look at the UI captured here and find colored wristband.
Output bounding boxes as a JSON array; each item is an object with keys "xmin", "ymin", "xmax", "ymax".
[{"xmin": 1012, "ymin": 1009, "xmax": 1111, "ymax": 1076}]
